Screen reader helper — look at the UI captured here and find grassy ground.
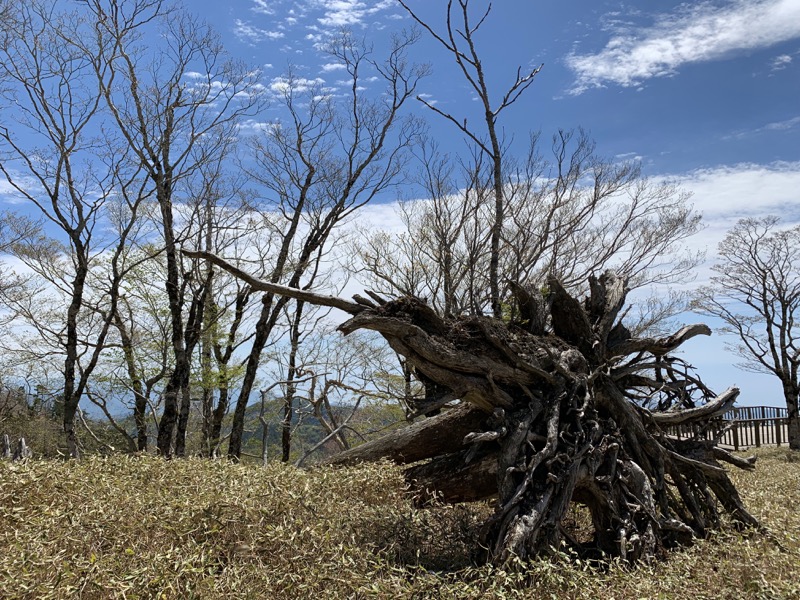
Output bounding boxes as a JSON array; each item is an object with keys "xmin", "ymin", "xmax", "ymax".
[{"xmin": 0, "ymin": 448, "xmax": 798, "ymax": 599}]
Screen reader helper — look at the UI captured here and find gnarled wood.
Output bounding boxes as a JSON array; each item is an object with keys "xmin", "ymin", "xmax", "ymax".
[
  {"xmin": 649, "ymin": 386, "xmax": 739, "ymax": 425},
  {"xmin": 188, "ymin": 249, "xmax": 761, "ymax": 567},
  {"xmin": 324, "ymin": 403, "xmax": 488, "ymax": 466}
]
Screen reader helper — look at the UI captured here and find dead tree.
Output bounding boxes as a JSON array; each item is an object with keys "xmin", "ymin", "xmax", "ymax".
[{"xmin": 186, "ymin": 250, "xmax": 760, "ymax": 565}]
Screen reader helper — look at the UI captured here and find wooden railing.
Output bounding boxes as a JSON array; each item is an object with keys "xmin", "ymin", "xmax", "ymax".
[{"xmin": 669, "ymin": 406, "xmax": 789, "ymax": 450}]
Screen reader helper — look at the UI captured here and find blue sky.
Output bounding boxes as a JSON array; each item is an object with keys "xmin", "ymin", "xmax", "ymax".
[{"xmin": 201, "ymin": 0, "xmax": 800, "ymax": 407}]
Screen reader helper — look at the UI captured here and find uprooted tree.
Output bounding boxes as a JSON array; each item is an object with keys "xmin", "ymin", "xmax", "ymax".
[{"xmin": 186, "ymin": 249, "xmax": 760, "ymax": 565}]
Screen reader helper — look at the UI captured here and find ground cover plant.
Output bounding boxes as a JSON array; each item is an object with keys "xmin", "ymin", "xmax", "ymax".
[{"xmin": 0, "ymin": 448, "xmax": 797, "ymax": 599}]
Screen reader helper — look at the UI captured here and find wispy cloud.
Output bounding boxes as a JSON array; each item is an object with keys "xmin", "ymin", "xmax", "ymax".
[
  {"xmin": 657, "ymin": 160, "xmax": 800, "ymax": 295},
  {"xmin": 764, "ymin": 115, "xmax": 800, "ymax": 130},
  {"xmin": 723, "ymin": 115, "xmax": 800, "ymax": 139},
  {"xmin": 770, "ymin": 53, "xmax": 793, "ymax": 70},
  {"xmin": 320, "ymin": 62, "xmax": 346, "ymax": 72},
  {"xmin": 250, "ymin": 0, "xmax": 275, "ymax": 15},
  {"xmin": 679, "ymin": 160, "xmax": 800, "ymax": 225},
  {"xmin": 313, "ymin": 0, "xmax": 395, "ymax": 28},
  {"xmin": 0, "ymin": 173, "xmax": 42, "ymax": 205},
  {"xmin": 237, "ymin": 119, "xmax": 280, "ymax": 135},
  {"xmin": 615, "ymin": 151, "xmax": 643, "ymax": 162},
  {"xmin": 233, "ymin": 19, "xmax": 285, "ymax": 44},
  {"xmin": 567, "ymin": 0, "xmax": 800, "ymax": 94},
  {"xmin": 268, "ymin": 75, "xmax": 326, "ymax": 95}
]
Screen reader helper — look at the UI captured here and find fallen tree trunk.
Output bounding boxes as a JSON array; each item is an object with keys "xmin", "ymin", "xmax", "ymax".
[
  {"xmin": 323, "ymin": 402, "xmax": 488, "ymax": 466},
  {"xmin": 185, "ymin": 250, "xmax": 760, "ymax": 565}
]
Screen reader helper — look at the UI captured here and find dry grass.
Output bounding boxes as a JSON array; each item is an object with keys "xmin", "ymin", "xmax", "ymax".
[{"xmin": 0, "ymin": 448, "xmax": 798, "ymax": 599}]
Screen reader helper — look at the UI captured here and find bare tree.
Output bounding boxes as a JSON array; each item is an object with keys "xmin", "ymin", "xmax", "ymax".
[
  {"xmin": 398, "ymin": 0, "xmax": 542, "ymax": 318},
  {"xmin": 354, "ymin": 129, "xmax": 701, "ymax": 321},
  {"xmin": 0, "ymin": 1, "xmax": 153, "ymax": 457},
  {"xmin": 222, "ymin": 30, "xmax": 427, "ymax": 460},
  {"xmin": 693, "ymin": 216, "xmax": 800, "ymax": 449},
  {"xmin": 83, "ymin": 0, "xmax": 264, "ymax": 456}
]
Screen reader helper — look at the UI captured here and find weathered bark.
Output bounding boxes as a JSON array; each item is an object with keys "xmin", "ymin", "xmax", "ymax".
[
  {"xmin": 2, "ymin": 435, "xmax": 32, "ymax": 461},
  {"xmin": 187, "ymin": 251, "xmax": 761, "ymax": 566},
  {"xmin": 339, "ymin": 280, "xmax": 760, "ymax": 562},
  {"xmin": 200, "ymin": 304, "xmax": 215, "ymax": 456},
  {"xmin": 62, "ymin": 261, "xmax": 88, "ymax": 459},
  {"xmin": 785, "ymin": 386, "xmax": 800, "ymax": 451},
  {"xmin": 155, "ymin": 178, "xmax": 187, "ymax": 457},
  {"xmin": 12, "ymin": 437, "xmax": 32, "ymax": 461},
  {"xmin": 407, "ymin": 449, "xmax": 498, "ymax": 504},
  {"xmin": 325, "ymin": 402, "xmax": 488, "ymax": 466},
  {"xmin": 210, "ymin": 369, "xmax": 230, "ymax": 453}
]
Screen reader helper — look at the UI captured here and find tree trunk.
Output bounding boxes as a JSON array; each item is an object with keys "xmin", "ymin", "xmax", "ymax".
[
  {"xmin": 210, "ymin": 375, "xmax": 229, "ymax": 455},
  {"xmin": 62, "ymin": 261, "xmax": 89, "ymax": 459},
  {"xmin": 155, "ymin": 179, "xmax": 187, "ymax": 457},
  {"xmin": 175, "ymin": 379, "xmax": 192, "ymax": 458},
  {"xmin": 281, "ymin": 301, "xmax": 304, "ymax": 463},
  {"xmin": 113, "ymin": 309, "xmax": 149, "ymax": 452},
  {"xmin": 325, "ymin": 402, "xmax": 488, "ymax": 466},
  {"xmin": 157, "ymin": 368, "xmax": 183, "ymax": 456},
  {"xmin": 785, "ymin": 386, "xmax": 800, "ymax": 450},
  {"xmin": 228, "ymin": 293, "xmax": 286, "ymax": 459},
  {"xmin": 187, "ymin": 251, "xmax": 763, "ymax": 565},
  {"xmin": 200, "ymin": 317, "xmax": 215, "ymax": 456}
]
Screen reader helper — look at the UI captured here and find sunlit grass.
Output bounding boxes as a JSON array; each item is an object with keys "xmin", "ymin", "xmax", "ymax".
[{"xmin": 0, "ymin": 448, "xmax": 797, "ymax": 599}]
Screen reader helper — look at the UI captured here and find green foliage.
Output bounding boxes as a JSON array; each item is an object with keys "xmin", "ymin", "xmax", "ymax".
[{"xmin": 0, "ymin": 449, "xmax": 798, "ymax": 598}]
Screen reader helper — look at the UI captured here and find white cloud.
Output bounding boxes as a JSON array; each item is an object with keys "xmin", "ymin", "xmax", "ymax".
[
  {"xmin": 770, "ymin": 53, "xmax": 793, "ymax": 70},
  {"xmin": 233, "ymin": 19, "xmax": 285, "ymax": 45},
  {"xmin": 614, "ymin": 151, "xmax": 642, "ymax": 161},
  {"xmin": 764, "ymin": 115, "xmax": 800, "ymax": 130},
  {"xmin": 0, "ymin": 172, "xmax": 43, "ymax": 206},
  {"xmin": 320, "ymin": 62, "xmax": 346, "ymax": 72},
  {"xmin": 313, "ymin": 0, "xmax": 395, "ymax": 28},
  {"xmin": 662, "ymin": 160, "xmax": 800, "ymax": 396},
  {"xmin": 268, "ymin": 75, "xmax": 326, "ymax": 95},
  {"xmin": 680, "ymin": 161, "xmax": 800, "ymax": 223},
  {"xmin": 671, "ymin": 161, "xmax": 800, "ymax": 275},
  {"xmin": 237, "ymin": 119, "xmax": 280, "ymax": 135},
  {"xmin": 250, "ymin": 0, "xmax": 275, "ymax": 15},
  {"xmin": 567, "ymin": 0, "xmax": 800, "ymax": 93},
  {"xmin": 723, "ymin": 114, "xmax": 800, "ymax": 139}
]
